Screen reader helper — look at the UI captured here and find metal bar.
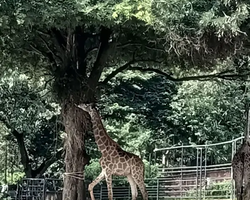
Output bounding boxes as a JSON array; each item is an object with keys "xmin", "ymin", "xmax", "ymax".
[
  {"xmin": 231, "ymin": 140, "xmax": 234, "ymax": 200},
  {"xmin": 43, "ymin": 179, "xmax": 46, "ymax": 200},
  {"xmin": 156, "ymin": 178, "xmax": 159, "ymax": 200},
  {"xmin": 158, "ymin": 162, "xmax": 231, "ymax": 170},
  {"xmin": 100, "ymin": 184, "xmax": 102, "ymax": 200},
  {"xmin": 196, "ymin": 148, "xmax": 199, "ymax": 200},
  {"xmin": 128, "ymin": 183, "xmax": 131, "ymax": 198},
  {"xmin": 204, "ymin": 143, "xmax": 207, "ymax": 200},
  {"xmin": 199, "ymin": 148, "xmax": 202, "ymax": 200},
  {"xmin": 4, "ymin": 140, "xmax": 8, "ymax": 184},
  {"xmin": 154, "ymin": 136, "xmax": 244, "ymax": 152},
  {"xmin": 181, "ymin": 145, "xmax": 183, "ymax": 199},
  {"xmin": 162, "ymin": 153, "xmax": 165, "ymax": 173}
]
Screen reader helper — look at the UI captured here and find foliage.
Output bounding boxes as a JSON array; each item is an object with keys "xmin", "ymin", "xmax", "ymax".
[
  {"xmin": 85, "ymin": 159, "xmax": 101, "ymax": 182},
  {"xmin": 2, "ymin": 1, "xmax": 250, "ymax": 199},
  {"xmin": 186, "ymin": 180, "xmax": 232, "ymax": 199},
  {"xmin": 0, "ymin": 70, "xmax": 63, "ymax": 179},
  {"xmin": 170, "ymin": 80, "xmax": 245, "ymax": 145},
  {"xmin": 205, "ymin": 180, "xmax": 232, "ymax": 198},
  {"xmin": 166, "ymin": 79, "xmax": 248, "ymax": 166},
  {"xmin": 151, "ymin": 0, "xmax": 250, "ymax": 65}
]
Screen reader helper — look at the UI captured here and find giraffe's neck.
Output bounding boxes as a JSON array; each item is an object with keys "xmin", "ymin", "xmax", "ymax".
[{"xmin": 90, "ymin": 108, "xmax": 116, "ymax": 153}]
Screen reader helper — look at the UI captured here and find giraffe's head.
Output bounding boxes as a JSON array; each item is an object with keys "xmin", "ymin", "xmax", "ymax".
[{"xmin": 76, "ymin": 103, "xmax": 95, "ymax": 113}]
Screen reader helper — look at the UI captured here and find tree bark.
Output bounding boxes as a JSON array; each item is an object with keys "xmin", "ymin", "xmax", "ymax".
[
  {"xmin": 62, "ymin": 101, "xmax": 91, "ymax": 200},
  {"xmin": 11, "ymin": 130, "xmax": 33, "ymax": 178}
]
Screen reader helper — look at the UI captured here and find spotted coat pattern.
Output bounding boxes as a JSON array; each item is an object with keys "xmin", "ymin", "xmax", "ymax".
[
  {"xmin": 78, "ymin": 104, "xmax": 148, "ymax": 200},
  {"xmin": 232, "ymin": 141, "xmax": 250, "ymax": 200}
]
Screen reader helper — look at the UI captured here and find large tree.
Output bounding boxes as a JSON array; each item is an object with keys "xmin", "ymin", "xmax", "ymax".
[{"xmin": 1, "ymin": 0, "xmax": 250, "ymax": 200}]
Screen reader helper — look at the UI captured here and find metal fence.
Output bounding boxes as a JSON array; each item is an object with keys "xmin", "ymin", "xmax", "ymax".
[
  {"xmin": 153, "ymin": 136, "xmax": 244, "ymax": 200},
  {"xmin": 1, "ymin": 137, "xmax": 244, "ymax": 200}
]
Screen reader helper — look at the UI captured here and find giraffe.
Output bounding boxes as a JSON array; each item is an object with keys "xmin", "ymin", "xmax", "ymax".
[
  {"xmin": 232, "ymin": 106, "xmax": 250, "ymax": 200},
  {"xmin": 77, "ymin": 103, "xmax": 148, "ymax": 200}
]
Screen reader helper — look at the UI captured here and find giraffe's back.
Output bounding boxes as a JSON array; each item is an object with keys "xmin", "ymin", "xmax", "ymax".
[{"xmin": 100, "ymin": 147, "xmax": 144, "ymax": 176}]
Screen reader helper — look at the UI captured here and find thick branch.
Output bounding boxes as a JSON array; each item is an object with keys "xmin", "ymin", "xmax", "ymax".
[
  {"xmin": 75, "ymin": 26, "xmax": 88, "ymax": 74},
  {"xmin": 49, "ymin": 28, "xmax": 67, "ymax": 61},
  {"xmin": 102, "ymin": 61, "xmax": 250, "ymax": 84},
  {"xmin": 12, "ymin": 130, "xmax": 33, "ymax": 178},
  {"xmin": 87, "ymin": 27, "xmax": 113, "ymax": 92},
  {"xmin": 128, "ymin": 67, "xmax": 250, "ymax": 81},
  {"xmin": 102, "ymin": 61, "xmax": 134, "ymax": 84},
  {"xmin": 50, "ymin": 28, "xmax": 66, "ymax": 51},
  {"xmin": 30, "ymin": 44, "xmax": 58, "ymax": 69},
  {"xmin": 0, "ymin": 116, "xmax": 32, "ymax": 177},
  {"xmin": 38, "ymin": 35, "xmax": 62, "ymax": 62},
  {"xmin": 33, "ymin": 149, "xmax": 63, "ymax": 178},
  {"xmin": 101, "ymin": 59, "xmax": 163, "ymax": 84}
]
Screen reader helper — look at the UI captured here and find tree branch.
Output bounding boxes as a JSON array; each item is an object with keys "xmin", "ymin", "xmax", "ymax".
[
  {"xmin": 102, "ymin": 61, "xmax": 134, "ymax": 84},
  {"xmin": 0, "ymin": 115, "xmax": 63, "ymax": 178},
  {"xmin": 128, "ymin": 67, "xmax": 250, "ymax": 81},
  {"xmin": 30, "ymin": 44, "xmax": 58, "ymax": 69},
  {"xmin": 75, "ymin": 26, "xmax": 88, "ymax": 74},
  {"xmin": 117, "ymin": 42, "xmax": 165, "ymax": 52},
  {"xmin": 10, "ymin": 129, "xmax": 33, "ymax": 178},
  {"xmin": 48, "ymin": 28, "xmax": 67, "ymax": 61},
  {"xmin": 38, "ymin": 35, "xmax": 62, "ymax": 62},
  {"xmin": 33, "ymin": 149, "xmax": 63, "ymax": 178},
  {"xmin": 87, "ymin": 27, "xmax": 113, "ymax": 92},
  {"xmin": 0, "ymin": 116, "xmax": 32, "ymax": 177},
  {"xmin": 101, "ymin": 59, "xmax": 164, "ymax": 84},
  {"xmin": 50, "ymin": 28, "xmax": 66, "ymax": 50}
]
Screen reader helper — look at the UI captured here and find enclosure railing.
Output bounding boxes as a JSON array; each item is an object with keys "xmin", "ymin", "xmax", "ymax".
[{"xmin": 2, "ymin": 137, "xmax": 244, "ymax": 200}]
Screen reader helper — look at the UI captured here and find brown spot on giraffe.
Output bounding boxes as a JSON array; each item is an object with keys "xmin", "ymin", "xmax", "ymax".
[
  {"xmin": 77, "ymin": 103, "xmax": 148, "ymax": 200},
  {"xmin": 232, "ymin": 107, "xmax": 250, "ymax": 200},
  {"xmin": 232, "ymin": 141, "xmax": 250, "ymax": 200}
]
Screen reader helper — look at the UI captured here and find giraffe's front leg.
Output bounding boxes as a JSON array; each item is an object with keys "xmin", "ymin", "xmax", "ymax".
[
  {"xmin": 105, "ymin": 173, "xmax": 113, "ymax": 200},
  {"xmin": 88, "ymin": 171, "xmax": 105, "ymax": 200}
]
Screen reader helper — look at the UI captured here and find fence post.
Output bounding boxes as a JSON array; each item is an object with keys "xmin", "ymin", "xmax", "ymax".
[
  {"xmin": 181, "ymin": 145, "xmax": 183, "ymax": 199},
  {"xmin": 128, "ymin": 184, "xmax": 131, "ymax": 198},
  {"xmin": 196, "ymin": 148, "xmax": 199, "ymax": 200},
  {"xmin": 199, "ymin": 148, "xmax": 203, "ymax": 200},
  {"xmin": 231, "ymin": 140, "xmax": 236, "ymax": 200},
  {"xmin": 43, "ymin": 179, "xmax": 46, "ymax": 200},
  {"xmin": 100, "ymin": 184, "xmax": 102, "ymax": 200},
  {"xmin": 157, "ymin": 178, "xmax": 159, "ymax": 200},
  {"xmin": 204, "ymin": 142, "xmax": 207, "ymax": 200}
]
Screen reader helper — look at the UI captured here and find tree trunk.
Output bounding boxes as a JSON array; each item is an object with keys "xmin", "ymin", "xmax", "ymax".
[
  {"xmin": 62, "ymin": 101, "xmax": 91, "ymax": 200},
  {"xmin": 12, "ymin": 130, "xmax": 33, "ymax": 178}
]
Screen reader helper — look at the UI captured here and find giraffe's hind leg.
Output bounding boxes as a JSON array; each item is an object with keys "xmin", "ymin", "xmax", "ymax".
[
  {"xmin": 127, "ymin": 174, "xmax": 138, "ymax": 200},
  {"xmin": 233, "ymin": 164, "xmax": 243, "ymax": 200},
  {"xmin": 243, "ymin": 162, "xmax": 250, "ymax": 200},
  {"xmin": 131, "ymin": 169, "xmax": 148, "ymax": 200},
  {"xmin": 105, "ymin": 172, "xmax": 113, "ymax": 200}
]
